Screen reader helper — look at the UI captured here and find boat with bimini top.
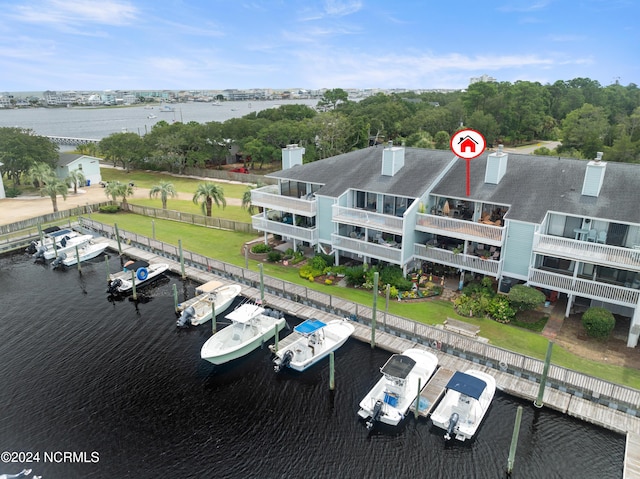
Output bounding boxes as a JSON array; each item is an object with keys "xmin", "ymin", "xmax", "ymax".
[
  {"xmin": 177, "ymin": 282, "xmax": 242, "ymax": 327},
  {"xmin": 272, "ymin": 318, "xmax": 354, "ymax": 372},
  {"xmin": 430, "ymin": 369, "xmax": 496, "ymax": 441},
  {"xmin": 358, "ymin": 348, "xmax": 438, "ymax": 430},
  {"xmin": 200, "ymin": 301, "xmax": 286, "ymax": 365}
]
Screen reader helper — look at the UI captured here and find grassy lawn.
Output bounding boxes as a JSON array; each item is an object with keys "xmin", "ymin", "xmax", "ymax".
[
  {"xmin": 128, "ymin": 198, "xmax": 253, "ymax": 222},
  {"xmin": 101, "ymin": 168, "xmax": 254, "ymax": 199}
]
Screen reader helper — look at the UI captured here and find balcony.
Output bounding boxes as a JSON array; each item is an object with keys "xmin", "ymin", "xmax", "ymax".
[
  {"xmin": 415, "ymin": 213, "xmax": 504, "ymax": 245},
  {"xmin": 533, "ymin": 233, "xmax": 640, "ymax": 272},
  {"xmin": 414, "ymin": 244, "xmax": 501, "ymax": 276},
  {"xmin": 528, "ymin": 268, "xmax": 640, "ymax": 307},
  {"xmin": 332, "ymin": 205, "xmax": 403, "ymax": 235},
  {"xmin": 331, "ymin": 234, "xmax": 402, "ymax": 264},
  {"xmin": 251, "ymin": 185, "xmax": 317, "ymax": 217},
  {"xmin": 252, "ymin": 216, "xmax": 319, "ymax": 244}
]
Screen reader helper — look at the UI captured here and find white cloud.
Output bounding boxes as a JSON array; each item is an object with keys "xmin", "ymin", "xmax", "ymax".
[
  {"xmin": 10, "ymin": 0, "xmax": 138, "ymax": 27},
  {"xmin": 323, "ymin": 0, "xmax": 362, "ymax": 16}
]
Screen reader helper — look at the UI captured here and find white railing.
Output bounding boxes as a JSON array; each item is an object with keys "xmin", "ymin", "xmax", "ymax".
[
  {"xmin": 332, "ymin": 205, "xmax": 404, "ymax": 235},
  {"xmin": 533, "ymin": 233, "xmax": 640, "ymax": 271},
  {"xmin": 414, "ymin": 244, "xmax": 500, "ymax": 276},
  {"xmin": 251, "ymin": 185, "xmax": 317, "ymax": 217},
  {"xmin": 252, "ymin": 216, "xmax": 318, "ymax": 244},
  {"xmin": 528, "ymin": 269, "xmax": 640, "ymax": 307},
  {"xmin": 331, "ymin": 234, "xmax": 402, "ymax": 264},
  {"xmin": 415, "ymin": 213, "xmax": 504, "ymax": 244}
]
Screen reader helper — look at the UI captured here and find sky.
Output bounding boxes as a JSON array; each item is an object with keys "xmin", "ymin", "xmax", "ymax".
[{"xmin": 0, "ymin": 0, "xmax": 638, "ymax": 92}]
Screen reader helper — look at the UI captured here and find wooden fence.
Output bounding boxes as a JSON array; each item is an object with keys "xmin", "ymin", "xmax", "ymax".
[
  {"xmin": 0, "ymin": 202, "xmax": 110, "ymax": 236},
  {"xmin": 78, "ymin": 216, "xmax": 640, "ymax": 415}
]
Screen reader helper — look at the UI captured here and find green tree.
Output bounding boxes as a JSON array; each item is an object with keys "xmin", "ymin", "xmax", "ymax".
[
  {"xmin": 193, "ymin": 183, "xmax": 226, "ymax": 217},
  {"xmin": 0, "ymin": 127, "xmax": 58, "ymax": 187},
  {"xmin": 433, "ymin": 131, "xmax": 450, "ymax": 149},
  {"xmin": 99, "ymin": 132, "xmax": 147, "ymax": 171},
  {"xmin": 508, "ymin": 285, "xmax": 545, "ymax": 312},
  {"xmin": 317, "ymin": 88, "xmax": 349, "ymax": 111},
  {"xmin": 241, "ymin": 182, "xmax": 264, "ymax": 215},
  {"xmin": 66, "ymin": 168, "xmax": 86, "ymax": 194},
  {"xmin": 104, "ymin": 181, "xmax": 134, "ymax": 208},
  {"xmin": 149, "ymin": 180, "xmax": 178, "ymax": 209},
  {"xmin": 27, "ymin": 162, "xmax": 55, "ymax": 188},
  {"xmin": 561, "ymin": 104, "xmax": 609, "ymax": 159},
  {"xmin": 40, "ymin": 177, "xmax": 68, "ymax": 212}
]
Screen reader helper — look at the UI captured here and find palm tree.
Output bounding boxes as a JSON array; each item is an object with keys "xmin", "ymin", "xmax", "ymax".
[
  {"xmin": 28, "ymin": 162, "xmax": 55, "ymax": 188},
  {"xmin": 104, "ymin": 181, "xmax": 134, "ymax": 208},
  {"xmin": 241, "ymin": 182, "xmax": 264, "ymax": 215},
  {"xmin": 193, "ymin": 182, "xmax": 226, "ymax": 217},
  {"xmin": 66, "ymin": 169, "xmax": 86, "ymax": 194},
  {"xmin": 149, "ymin": 181, "xmax": 178, "ymax": 210},
  {"xmin": 40, "ymin": 177, "xmax": 68, "ymax": 212}
]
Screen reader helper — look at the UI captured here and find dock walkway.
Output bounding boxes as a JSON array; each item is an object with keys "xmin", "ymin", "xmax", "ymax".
[{"xmin": 411, "ymin": 366, "xmax": 455, "ymax": 417}]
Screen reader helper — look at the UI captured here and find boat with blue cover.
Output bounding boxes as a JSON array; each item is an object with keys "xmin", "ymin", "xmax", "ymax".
[
  {"xmin": 272, "ymin": 318, "xmax": 354, "ymax": 372},
  {"xmin": 358, "ymin": 348, "xmax": 439, "ymax": 429},
  {"xmin": 107, "ymin": 259, "xmax": 169, "ymax": 295},
  {"xmin": 430, "ymin": 369, "xmax": 496, "ymax": 441}
]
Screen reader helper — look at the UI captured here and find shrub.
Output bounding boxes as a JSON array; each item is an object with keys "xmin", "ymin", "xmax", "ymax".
[
  {"xmin": 266, "ymin": 251, "xmax": 282, "ymax": 262},
  {"xmin": 99, "ymin": 205, "xmax": 120, "ymax": 214},
  {"xmin": 5, "ymin": 186, "xmax": 21, "ymax": 198},
  {"xmin": 508, "ymin": 285, "xmax": 545, "ymax": 311},
  {"xmin": 345, "ymin": 265, "xmax": 366, "ymax": 287},
  {"xmin": 324, "ymin": 279, "xmax": 333, "ymax": 285},
  {"xmin": 389, "ymin": 285, "xmax": 399, "ymax": 298},
  {"xmin": 251, "ymin": 243, "xmax": 272, "ymax": 254},
  {"xmin": 486, "ymin": 296, "xmax": 516, "ymax": 324},
  {"xmin": 311, "ymin": 255, "xmax": 327, "ymax": 271},
  {"xmin": 582, "ymin": 307, "xmax": 615, "ymax": 339}
]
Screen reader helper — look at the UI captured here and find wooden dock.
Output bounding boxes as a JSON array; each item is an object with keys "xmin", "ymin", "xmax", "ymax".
[
  {"xmin": 625, "ymin": 432, "xmax": 640, "ymax": 479},
  {"xmin": 411, "ymin": 367, "xmax": 455, "ymax": 417}
]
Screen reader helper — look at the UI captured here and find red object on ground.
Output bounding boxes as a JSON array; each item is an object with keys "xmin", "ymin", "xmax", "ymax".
[{"xmin": 229, "ymin": 167, "xmax": 249, "ymax": 173}]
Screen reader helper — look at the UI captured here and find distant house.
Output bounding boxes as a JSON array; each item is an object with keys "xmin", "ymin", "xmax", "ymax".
[{"xmin": 56, "ymin": 153, "xmax": 102, "ymax": 187}]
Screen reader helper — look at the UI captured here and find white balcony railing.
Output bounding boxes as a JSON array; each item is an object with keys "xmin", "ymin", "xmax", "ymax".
[
  {"xmin": 251, "ymin": 185, "xmax": 317, "ymax": 217},
  {"xmin": 252, "ymin": 216, "xmax": 318, "ymax": 244},
  {"xmin": 528, "ymin": 268, "xmax": 640, "ymax": 307},
  {"xmin": 533, "ymin": 233, "xmax": 640, "ymax": 271},
  {"xmin": 332, "ymin": 205, "xmax": 404, "ymax": 235},
  {"xmin": 415, "ymin": 213, "xmax": 504, "ymax": 245},
  {"xmin": 331, "ymin": 234, "xmax": 402, "ymax": 264},
  {"xmin": 414, "ymin": 244, "xmax": 500, "ymax": 276}
]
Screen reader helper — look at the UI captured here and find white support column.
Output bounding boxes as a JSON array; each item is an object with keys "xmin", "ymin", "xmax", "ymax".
[
  {"xmin": 565, "ymin": 294, "xmax": 574, "ymax": 318},
  {"xmin": 627, "ymin": 308, "xmax": 640, "ymax": 348}
]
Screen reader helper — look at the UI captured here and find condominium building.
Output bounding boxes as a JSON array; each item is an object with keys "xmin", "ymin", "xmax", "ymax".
[{"xmin": 251, "ymin": 144, "xmax": 640, "ymax": 347}]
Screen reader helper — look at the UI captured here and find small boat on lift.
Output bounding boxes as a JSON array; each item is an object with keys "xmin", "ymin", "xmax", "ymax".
[
  {"xmin": 107, "ymin": 259, "xmax": 169, "ymax": 295},
  {"xmin": 430, "ymin": 369, "xmax": 496, "ymax": 441},
  {"xmin": 26, "ymin": 226, "xmax": 80, "ymax": 255},
  {"xmin": 35, "ymin": 234, "xmax": 94, "ymax": 261},
  {"xmin": 176, "ymin": 282, "xmax": 242, "ymax": 327},
  {"xmin": 200, "ymin": 301, "xmax": 286, "ymax": 365},
  {"xmin": 272, "ymin": 318, "xmax": 354, "ymax": 372},
  {"xmin": 358, "ymin": 348, "xmax": 439, "ymax": 430}
]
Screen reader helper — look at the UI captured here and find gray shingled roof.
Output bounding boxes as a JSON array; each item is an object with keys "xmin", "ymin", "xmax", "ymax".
[
  {"xmin": 57, "ymin": 153, "xmax": 83, "ymax": 167},
  {"xmin": 267, "ymin": 147, "xmax": 456, "ymax": 199},
  {"xmin": 432, "ymin": 152, "xmax": 640, "ymax": 224}
]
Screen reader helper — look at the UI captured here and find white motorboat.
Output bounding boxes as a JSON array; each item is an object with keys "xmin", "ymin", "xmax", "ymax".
[
  {"xmin": 176, "ymin": 283, "xmax": 242, "ymax": 327},
  {"xmin": 430, "ymin": 369, "xmax": 496, "ymax": 441},
  {"xmin": 358, "ymin": 348, "xmax": 439, "ymax": 430},
  {"xmin": 35, "ymin": 234, "xmax": 94, "ymax": 261},
  {"xmin": 26, "ymin": 226, "xmax": 80, "ymax": 255},
  {"xmin": 52, "ymin": 241, "xmax": 109, "ymax": 268},
  {"xmin": 107, "ymin": 259, "xmax": 169, "ymax": 295},
  {"xmin": 200, "ymin": 302, "xmax": 286, "ymax": 365},
  {"xmin": 272, "ymin": 318, "xmax": 354, "ymax": 372}
]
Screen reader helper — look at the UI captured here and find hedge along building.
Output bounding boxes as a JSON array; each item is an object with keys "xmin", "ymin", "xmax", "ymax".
[{"xmin": 251, "ymin": 143, "xmax": 640, "ymax": 348}]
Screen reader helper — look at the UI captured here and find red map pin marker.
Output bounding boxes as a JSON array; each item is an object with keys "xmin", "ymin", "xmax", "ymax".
[{"xmin": 450, "ymin": 129, "xmax": 487, "ymax": 196}]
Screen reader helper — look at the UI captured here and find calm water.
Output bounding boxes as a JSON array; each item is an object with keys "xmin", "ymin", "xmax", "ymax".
[
  {"xmin": 0, "ymin": 252, "xmax": 625, "ymax": 478},
  {"xmin": 0, "ymin": 99, "xmax": 318, "ymax": 140}
]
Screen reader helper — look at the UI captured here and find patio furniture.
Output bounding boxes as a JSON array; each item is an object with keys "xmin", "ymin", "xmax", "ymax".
[
  {"xmin": 596, "ymin": 231, "xmax": 607, "ymax": 244},
  {"xmin": 586, "ymin": 229, "xmax": 598, "ymax": 242}
]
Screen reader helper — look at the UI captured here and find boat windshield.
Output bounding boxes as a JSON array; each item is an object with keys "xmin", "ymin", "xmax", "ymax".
[{"xmin": 381, "ymin": 354, "xmax": 416, "ymax": 380}]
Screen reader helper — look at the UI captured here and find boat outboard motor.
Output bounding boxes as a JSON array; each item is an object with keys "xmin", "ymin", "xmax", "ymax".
[
  {"xmin": 177, "ymin": 306, "xmax": 196, "ymax": 327},
  {"xmin": 26, "ymin": 241, "xmax": 38, "ymax": 255},
  {"xmin": 366, "ymin": 400, "xmax": 384, "ymax": 430},
  {"xmin": 52, "ymin": 253, "xmax": 67, "ymax": 269},
  {"xmin": 273, "ymin": 349, "xmax": 294, "ymax": 373},
  {"xmin": 33, "ymin": 246, "xmax": 47, "ymax": 261},
  {"xmin": 107, "ymin": 278, "xmax": 122, "ymax": 295},
  {"xmin": 444, "ymin": 412, "xmax": 460, "ymax": 441}
]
